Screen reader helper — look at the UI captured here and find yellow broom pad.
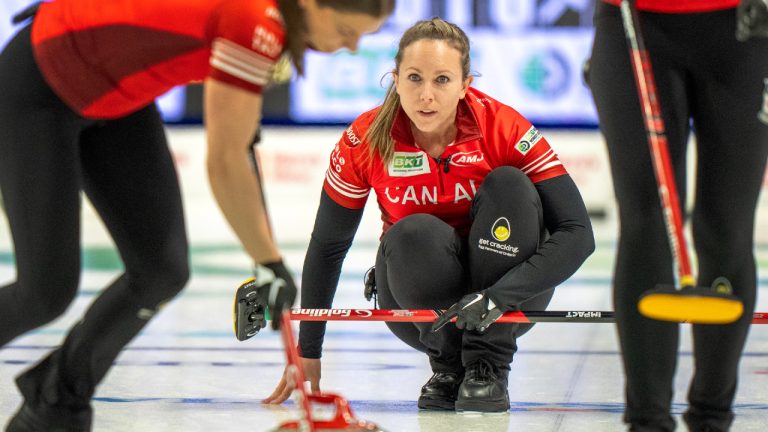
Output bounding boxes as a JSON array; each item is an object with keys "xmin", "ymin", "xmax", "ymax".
[{"xmin": 638, "ymin": 290, "xmax": 743, "ymax": 324}]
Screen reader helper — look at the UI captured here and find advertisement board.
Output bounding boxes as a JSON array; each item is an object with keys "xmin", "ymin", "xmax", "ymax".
[
  {"xmin": 291, "ymin": 0, "xmax": 598, "ymax": 126},
  {"xmin": 1, "ymin": 0, "xmax": 598, "ymax": 126}
]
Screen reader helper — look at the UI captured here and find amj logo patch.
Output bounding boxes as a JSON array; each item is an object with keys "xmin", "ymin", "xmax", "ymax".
[{"xmin": 449, "ymin": 150, "xmax": 485, "ymax": 167}]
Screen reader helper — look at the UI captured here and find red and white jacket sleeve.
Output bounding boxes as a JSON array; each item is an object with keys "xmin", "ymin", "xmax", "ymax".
[
  {"xmin": 205, "ymin": 1, "xmax": 285, "ymax": 93},
  {"xmin": 495, "ymin": 105, "xmax": 568, "ymax": 183},
  {"xmin": 322, "ymin": 124, "xmax": 372, "ymax": 209}
]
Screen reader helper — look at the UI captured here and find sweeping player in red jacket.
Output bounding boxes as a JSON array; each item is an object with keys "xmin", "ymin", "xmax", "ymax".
[
  {"xmin": 0, "ymin": 1, "xmax": 394, "ymax": 430},
  {"xmin": 264, "ymin": 17, "xmax": 595, "ymax": 413}
]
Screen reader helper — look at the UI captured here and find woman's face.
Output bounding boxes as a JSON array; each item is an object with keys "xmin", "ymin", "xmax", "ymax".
[
  {"xmin": 301, "ymin": 0, "xmax": 388, "ymax": 52},
  {"xmin": 394, "ymin": 39, "xmax": 471, "ymax": 138}
]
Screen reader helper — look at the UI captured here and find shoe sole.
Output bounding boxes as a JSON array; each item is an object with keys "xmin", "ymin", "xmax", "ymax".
[
  {"xmin": 455, "ymin": 399, "xmax": 509, "ymax": 413},
  {"xmin": 6, "ymin": 404, "xmax": 92, "ymax": 432},
  {"xmin": 417, "ymin": 396, "xmax": 455, "ymax": 411}
]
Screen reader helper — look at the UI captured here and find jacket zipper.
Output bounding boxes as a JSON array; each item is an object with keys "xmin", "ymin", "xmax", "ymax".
[
  {"xmin": 434, "ymin": 155, "xmax": 452, "ymax": 173},
  {"xmin": 433, "ymin": 155, "xmax": 451, "ymax": 196}
]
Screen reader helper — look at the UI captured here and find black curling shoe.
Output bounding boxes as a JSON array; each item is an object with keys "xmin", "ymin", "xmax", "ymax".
[
  {"xmin": 5, "ymin": 402, "xmax": 92, "ymax": 432},
  {"xmin": 417, "ymin": 372, "xmax": 463, "ymax": 410},
  {"xmin": 455, "ymin": 358, "xmax": 510, "ymax": 413}
]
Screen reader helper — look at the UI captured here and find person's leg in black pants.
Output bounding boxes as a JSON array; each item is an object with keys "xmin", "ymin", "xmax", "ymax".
[
  {"xmin": 0, "ymin": 26, "xmax": 165, "ymax": 431},
  {"xmin": 0, "ymin": 25, "xmax": 88, "ymax": 348},
  {"xmin": 464, "ymin": 166, "xmax": 551, "ymax": 369},
  {"xmin": 375, "ymin": 167, "xmax": 551, "ymax": 411},
  {"xmin": 10, "ymin": 104, "xmax": 190, "ymax": 429},
  {"xmin": 375, "ymin": 213, "xmax": 468, "ymax": 410},
  {"xmin": 13, "ymin": 104, "xmax": 190, "ymax": 414},
  {"xmin": 456, "ymin": 166, "xmax": 552, "ymax": 413},
  {"xmin": 0, "ymin": 26, "xmax": 189, "ymax": 427},
  {"xmin": 375, "ymin": 213, "xmax": 468, "ymax": 373},
  {"xmin": 375, "ymin": 167, "xmax": 550, "ymax": 370},
  {"xmin": 684, "ymin": 8, "xmax": 768, "ymax": 430},
  {"xmin": 589, "ymin": 4, "xmax": 691, "ymax": 430}
]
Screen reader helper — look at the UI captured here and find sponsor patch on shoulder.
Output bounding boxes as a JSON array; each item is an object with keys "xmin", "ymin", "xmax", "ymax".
[
  {"xmin": 345, "ymin": 126, "xmax": 362, "ymax": 147},
  {"xmin": 266, "ymin": 6, "xmax": 283, "ymax": 23},
  {"xmin": 251, "ymin": 25, "xmax": 281, "ymax": 57},
  {"xmin": 515, "ymin": 126, "xmax": 542, "ymax": 155}
]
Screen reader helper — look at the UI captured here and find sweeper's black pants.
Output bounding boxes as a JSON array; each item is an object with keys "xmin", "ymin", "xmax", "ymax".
[
  {"xmin": 589, "ymin": 3, "xmax": 768, "ymax": 430},
  {"xmin": 0, "ymin": 25, "xmax": 189, "ymax": 407}
]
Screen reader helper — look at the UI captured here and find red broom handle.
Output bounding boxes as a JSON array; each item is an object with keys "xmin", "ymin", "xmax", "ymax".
[
  {"xmin": 288, "ymin": 309, "xmax": 768, "ymax": 325},
  {"xmin": 620, "ymin": 0, "xmax": 695, "ymax": 287}
]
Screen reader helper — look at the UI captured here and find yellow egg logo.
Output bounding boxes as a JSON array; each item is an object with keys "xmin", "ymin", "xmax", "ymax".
[
  {"xmin": 491, "ymin": 217, "xmax": 511, "ymax": 242},
  {"xmin": 494, "ymin": 226, "xmax": 510, "ymax": 241}
]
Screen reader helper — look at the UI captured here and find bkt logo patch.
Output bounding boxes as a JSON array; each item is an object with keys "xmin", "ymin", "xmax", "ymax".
[
  {"xmin": 393, "ymin": 155, "xmax": 423, "ymax": 168},
  {"xmin": 491, "ymin": 217, "xmax": 511, "ymax": 241},
  {"xmin": 388, "ymin": 152, "xmax": 430, "ymax": 177},
  {"xmin": 449, "ymin": 151, "xmax": 485, "ymax": 167}
]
